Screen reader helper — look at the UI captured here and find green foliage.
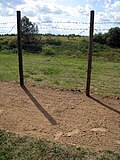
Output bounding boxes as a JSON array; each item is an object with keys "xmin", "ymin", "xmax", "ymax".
[
  {"xmin": 93, "ymin": 42, "xmax": 106, "ymax": 53},
  {"xmin": 67, "ymin": 34, "xmax": 76, "ymax": 39},
  {"xmin": 50, "ymin": 38, "xmax": 88, "ymax": 57},
  {"xmin": 42, "ymin": 37, "xmax": 61, "ymax": 46},
  {"xmin": 43, "ymin": 46, "xmax": 55, "ymax": 55},
  {"xmin": 22, "ymin": 42, "xmax": 42, "ymax": 53},
  {"xmin": 93, "ymin": 27, "xmax": 120, "ymax": 48},
  {"xmin": 0, "ymin": 36, "xmax": 17, "ymax": 51},
  {"xmin": 7, "ymin": 37, "xmax": 17, "ymax": 49},
  {"xmin": 78, "ymin": 39, "xmax": 88, "ymax": 54},
  {"xmin": 0, "ymin": 38, "xmax": 8, "ymax": 45},
  {"xmin": 106, "ymin": 27, "xmax": 120, "ymax": 47},
  {"xmin": 21, "ymin": 16, "xmax": 38, "ymax": 35},
  {"xmin": 93, "ymin": 33, "xmax": 107, "ymax": 44}
]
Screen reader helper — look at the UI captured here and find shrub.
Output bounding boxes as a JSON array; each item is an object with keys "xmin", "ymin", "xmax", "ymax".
[
  {"xmin": 22, "ymin": 43, "xmax": 42, "ymax": 52},
  {"xmin": 42, "ymin": 38, "xmax": 61, "ymax": 46},
  {"xmin": 93, "ymin": 33, "xmax": 107, "ymax": 44},
  {"xmin": 43, "ymin": 46, "xmax": 55, "ymax": 55},
  {"xmin": 22, "ymin": 38, "xmax": 42, "ymax": 53},
  {"xmin": 8, "ymin": 38, "xmax": 17, "ymax": 49},
  {"xmin": 78, "ymin": 39, "xmax": 88, "ymax": 53},
  {"xmin": 93, "ymin": 42, "xmax": 106, "ymax": 53}
]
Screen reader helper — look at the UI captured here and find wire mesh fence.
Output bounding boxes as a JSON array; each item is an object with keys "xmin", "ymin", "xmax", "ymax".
[{"xmin": 0, "ymin": 11, "xmax": 120, "ymax": 96}]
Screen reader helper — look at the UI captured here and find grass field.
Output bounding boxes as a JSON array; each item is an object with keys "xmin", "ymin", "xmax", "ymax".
[
  {"xmin": 0, "ymin": 51, "xmax": 120, "ymax": 96},
  {"xmin": 0, "ymin": 130, "xmax": 120, "ymax": 160}
]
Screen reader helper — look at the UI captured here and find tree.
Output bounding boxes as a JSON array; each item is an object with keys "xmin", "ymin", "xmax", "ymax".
[
  {"xmin": 21, "ymin": 16, "xmax": 42, "ymax": 52},
  {"xmin": 22, "ymin": 16, "xmax": 38, "ymax": 35},
  {"xmin": 106, "ymin": 27, "xmax": 120, "ymax": 47},
  {"xmin": 68, "ymin": 34, "xmax": 75, "ymax": 39},
  {"xmin": 93, "ymin": 33, "xmax": 107, "ymax": 44},
  {"xmin": 93, "ymin": 27, "xmax": 120, "ymax": 48}
]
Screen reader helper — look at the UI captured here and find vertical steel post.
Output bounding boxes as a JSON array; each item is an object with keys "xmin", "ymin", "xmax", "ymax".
[
  {"xmin": 86, "ymin": 10, "xmax": 94, "ymax": 96},
  {"xmin": 17, "ymin": 11, "xmax": 24, "ymax": 86}
]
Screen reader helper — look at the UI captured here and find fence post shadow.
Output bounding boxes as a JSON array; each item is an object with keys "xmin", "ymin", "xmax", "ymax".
[
  {"xmin": 89, "ymin": 96, "xmax": 120, "ymax": 115},
  {"xmin": 21, "ymin": 85, "xmax": 57, "ymax": 125}
]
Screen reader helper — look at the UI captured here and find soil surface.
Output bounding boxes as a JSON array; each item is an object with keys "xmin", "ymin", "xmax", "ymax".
[{"xmin": 0, "ymin": 82, "xmax": 120, "ymax": 152}]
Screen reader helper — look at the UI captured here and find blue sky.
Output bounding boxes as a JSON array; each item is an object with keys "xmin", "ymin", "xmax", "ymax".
[{"xmin": 0, "ymin": 0, "xmax": 120, "ymax": 35}]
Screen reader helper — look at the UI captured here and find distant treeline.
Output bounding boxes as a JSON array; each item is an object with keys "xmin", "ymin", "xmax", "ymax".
[{"xmin": 0, "ymin": 33, "xmax": 85, "ymax": 37}]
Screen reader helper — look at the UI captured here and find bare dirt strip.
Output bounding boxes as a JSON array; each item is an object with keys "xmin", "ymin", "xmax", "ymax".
[{"xmin": 0, "ymin": 81, "xmax": 120, "ymax": 152}]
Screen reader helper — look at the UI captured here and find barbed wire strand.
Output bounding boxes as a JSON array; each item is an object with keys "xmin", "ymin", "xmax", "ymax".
[
  {"xmin": 23, "ymin": 54, "xmax": 85, "ymax": 85},
  {"xmin": 8, "ymin": 24, "xmax": 17, "ymax": 34},
  {"xmin": 36, "ymin": 21, "xmax": 120, "ymax": 25},
  {"xmin": 54, "ymin": 57, "xmax": 83, "ymax": 85},
  {"xmin": 24, "ymin": 57, "xmax": 88, "ymax": 67},
  {"xmin": 0, "ymin": 22, "xmax": 16, "ymax": 25}
]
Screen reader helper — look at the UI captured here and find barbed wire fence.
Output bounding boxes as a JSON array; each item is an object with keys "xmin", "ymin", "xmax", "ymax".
[
  {"xmin": 1, "ymin": 20, "xmax": 119, "ymax": 35},
  {"xmin": 0, "ymin": 10, "xmax": 120, "ymax": 96}
]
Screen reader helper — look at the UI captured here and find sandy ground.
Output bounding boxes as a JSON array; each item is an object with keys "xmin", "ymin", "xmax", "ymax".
[{"xmin": 0, "ymin": 81, "xmax": 120, "ymax": 152}]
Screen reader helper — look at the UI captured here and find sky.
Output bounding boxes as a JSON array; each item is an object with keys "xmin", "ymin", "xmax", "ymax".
[{"xmin": 0, "ymin": 0, "xmax": 120, "ymax": 35}]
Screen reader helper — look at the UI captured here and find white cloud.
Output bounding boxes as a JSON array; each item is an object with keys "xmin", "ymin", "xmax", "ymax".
[
  {"xmin": 85, "ymin": 4, "xmax": 93, "ymax": 12},
  {"xmin": 0, "ymin": 0, "xmax": 119, "ymax": 35},
  {"xmin": 95, "ymin": 1, "xmax": 120, "ymax": 23},
  {"xmin": 0, "ymin": 0, "xmax": 25, "ymax": 8},
  {"xmin": 105, "ymin": 1, "xmax": 120, "ymax": 11}
]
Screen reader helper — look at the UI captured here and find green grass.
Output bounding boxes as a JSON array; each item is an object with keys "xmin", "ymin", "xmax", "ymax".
[
  {"xmin": 0, "ymin": 51, "xmax": 18, "ymax": 81},
  {"xmin": 0, "ymin": 130, "xmax": 119, "ymax": 160},
  {"xmin": 0, "ymin": 51, "xmax": 120, "ymax": 96},
  {"xmin": 0, "ymin": 35, "xmax": 120, "ymax": 96}
]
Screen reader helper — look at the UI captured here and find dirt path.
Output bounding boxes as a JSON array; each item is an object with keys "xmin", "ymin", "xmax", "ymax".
[{"xmin": 0, "ymin": 82, "xmax": 120, "ymax": 152}]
